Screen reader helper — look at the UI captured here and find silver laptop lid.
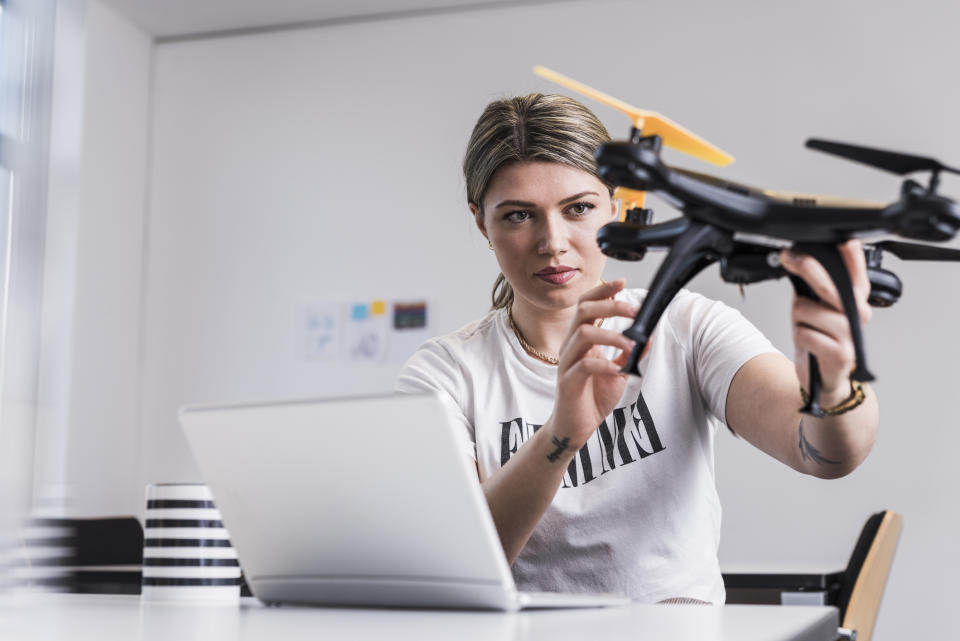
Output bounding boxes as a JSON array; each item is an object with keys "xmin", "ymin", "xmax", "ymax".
[{"xmin": 180, "ymin": 393, "xmax": 517, "ymax": 608}]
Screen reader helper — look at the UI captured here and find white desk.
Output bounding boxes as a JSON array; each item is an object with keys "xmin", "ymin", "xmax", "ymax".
[{"xmin": 5, "ymin": 593, "xmax": 838, "ymax": 641}]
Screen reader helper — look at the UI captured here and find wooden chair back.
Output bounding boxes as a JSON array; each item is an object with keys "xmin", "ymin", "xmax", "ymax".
[{"xmin": 837, "ymin": 510, "xmax": 903, "ymax": 641}]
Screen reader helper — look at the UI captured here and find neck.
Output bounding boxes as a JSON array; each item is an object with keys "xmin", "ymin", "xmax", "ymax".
[{"xmin": 508, "ymin": 296, "xmax": 579, "ymax": 362}]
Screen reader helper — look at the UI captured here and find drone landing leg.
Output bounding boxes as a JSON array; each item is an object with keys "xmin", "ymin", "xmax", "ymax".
[
  {"xmin": 789, "ymin": 243, "xmax": 876, "ymax": 417},
  {"xmin": 803, "ymin": 353, "xmax": 825, "ymax": 416},
  {"xmin": 620, "ymin": 221, "xmax": 732, "ymax": 375}
]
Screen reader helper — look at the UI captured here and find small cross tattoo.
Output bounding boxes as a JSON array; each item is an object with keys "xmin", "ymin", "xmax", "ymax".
[{"xmin": 546, "ymin": 436, "xmax": 571, "ymax": 462}]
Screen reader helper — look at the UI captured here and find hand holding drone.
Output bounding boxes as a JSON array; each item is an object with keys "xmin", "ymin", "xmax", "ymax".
[{"xmin": 534, "ymin": 66, "xmax": 960, "ymax": 417}]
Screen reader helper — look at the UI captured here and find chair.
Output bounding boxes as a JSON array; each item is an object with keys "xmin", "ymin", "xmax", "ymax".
[
  {"xmin": 836, "ymin": 510, "xmax": 903, "ymax": 641},
  {"xmin": 723, "ymin": 510, "xmax": 903, "ymax": 641}
]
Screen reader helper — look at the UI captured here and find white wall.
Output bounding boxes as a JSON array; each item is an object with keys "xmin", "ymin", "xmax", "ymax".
[
  {"xmin": 62, "ymin": 0, "xmax": 152, "ymax": 515},
  {"xmin": 138, "ymin": 0, "xmax": 959, "ymax": 638}
]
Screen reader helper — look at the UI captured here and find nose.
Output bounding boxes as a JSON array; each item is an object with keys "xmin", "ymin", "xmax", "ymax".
[{"xmin": 538, "ymin": 212, "xmax": 570, "ymax": 256}]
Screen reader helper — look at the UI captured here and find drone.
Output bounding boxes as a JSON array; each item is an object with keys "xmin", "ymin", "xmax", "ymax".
[{"xmin": 534, "ymin": 66, "xmax": 960, "ymax": 417}]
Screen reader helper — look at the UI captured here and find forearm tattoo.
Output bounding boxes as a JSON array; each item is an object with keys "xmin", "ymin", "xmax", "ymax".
[
  {"xmin": 546, "ymin": 436, "xmax": 570, "ymax": 462},
  {"xmin": 798, "ymin": 420, "xmax": 841, "ymax": 466}
]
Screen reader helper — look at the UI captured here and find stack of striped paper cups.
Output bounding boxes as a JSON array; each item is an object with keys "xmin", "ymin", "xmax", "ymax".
[{"xmin": 142, "ymin": 484, "xmax": 241, "ymax": 602}]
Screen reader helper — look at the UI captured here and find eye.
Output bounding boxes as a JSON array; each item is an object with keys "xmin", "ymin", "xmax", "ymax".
[
  {"xmin": 567, "ymin": 202, "xmax": 596, "ymax": 216},
  {"xmin": 504, "ymin": 210, "xmax": 531, "ymax": 223}
]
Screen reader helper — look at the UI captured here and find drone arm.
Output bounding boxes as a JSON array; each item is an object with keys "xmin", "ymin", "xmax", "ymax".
[
  {"xmin": 620, "ymin": 221, "xmax": 733, "ymax": 375},
  {"xmin": 597, "ymin": 217, "xmax": 690, "ymax": 262},
  {"xmin": 787, "ymin": 243, "xmax": 876, "ymax": 417}
]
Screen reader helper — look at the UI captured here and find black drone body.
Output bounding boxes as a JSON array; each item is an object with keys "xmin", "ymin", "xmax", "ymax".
[{"xmin": 595, "ymin": 133, "xmax": 960, "ymax": 416}]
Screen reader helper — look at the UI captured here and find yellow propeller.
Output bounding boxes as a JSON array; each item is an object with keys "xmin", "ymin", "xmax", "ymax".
[
  {"xmin": 533, "ymin": 65, "xmax": 734, "ymax": 167},
  {"xmin": 534, "ymin": 65, "xmax": 734, "ymax": 223},
  {"xmin": 613, "ymin": 187, "xmax": 646, "ymax": 222}
]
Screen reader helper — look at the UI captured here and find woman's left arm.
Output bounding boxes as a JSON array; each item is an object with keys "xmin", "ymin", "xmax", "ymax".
[{"xmin": 725, "ymin": 240, "xmax": 879, "ymax": 479}]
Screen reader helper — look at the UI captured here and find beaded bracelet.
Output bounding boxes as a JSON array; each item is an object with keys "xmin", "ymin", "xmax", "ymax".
[{"xmin": 800, "ymin": 380, "xmax": 866, "ymax": 416}]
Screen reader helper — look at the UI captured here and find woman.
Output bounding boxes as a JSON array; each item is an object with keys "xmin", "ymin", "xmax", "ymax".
[{"xmin": 396, "ymin": 93, "xmax": 878, "ymax": 603}]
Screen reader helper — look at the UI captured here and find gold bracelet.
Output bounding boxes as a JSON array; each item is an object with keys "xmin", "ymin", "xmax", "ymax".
[{"xmin": 800, "ymin": 380, "xmax": 866, "ymax": 416}]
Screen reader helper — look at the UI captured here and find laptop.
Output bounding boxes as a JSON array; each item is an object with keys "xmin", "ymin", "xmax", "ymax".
[{"xmin": 179, "ymin": 392, "xmax": 629, "ymax": 611}]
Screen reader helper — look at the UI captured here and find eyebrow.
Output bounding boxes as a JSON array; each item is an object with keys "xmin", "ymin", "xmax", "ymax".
[
  {"xmin": 559, "ymin": 191, "xmax": 600, "ymax": 205},
  {"xmin": 494, "ymin": 199, "xmax": 536, "ymax": 209},
  {"xmin": 493, "ymin": 191, "xmax": 601, "ymax": 209}
]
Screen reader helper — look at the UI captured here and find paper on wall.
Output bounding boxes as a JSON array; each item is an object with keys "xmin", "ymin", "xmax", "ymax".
[
  {"xmin": 299, "ymin": 301, "xmax": 342, "ymax": 360},
  {"xmin": 345, "ymin": 300, "xmax": 389, "ymax": 362},
  {"xmin": 299, "ymin": 299, "xmax": 432, "ymax": 363}
]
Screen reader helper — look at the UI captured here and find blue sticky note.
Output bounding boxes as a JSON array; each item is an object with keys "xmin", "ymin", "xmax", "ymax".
[{"xmin": 351, "ymin": 303, "xmax": 369, "ymax": 321}]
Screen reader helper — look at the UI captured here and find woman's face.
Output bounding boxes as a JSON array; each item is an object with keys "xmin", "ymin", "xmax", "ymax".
[{"xmin": 472, "ymin": 161, "xmax": 617, "ymax": 312}]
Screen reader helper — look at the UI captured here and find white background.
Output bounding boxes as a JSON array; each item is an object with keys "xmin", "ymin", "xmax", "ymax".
[{"xmin": 63, "ymin": 1, "xmax": 960, "ymax": 638}]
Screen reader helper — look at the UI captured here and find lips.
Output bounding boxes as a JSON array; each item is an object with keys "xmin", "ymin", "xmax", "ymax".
[{"xmin": 535, "ymin": 265, "xmax": 577, "ymax": 285}]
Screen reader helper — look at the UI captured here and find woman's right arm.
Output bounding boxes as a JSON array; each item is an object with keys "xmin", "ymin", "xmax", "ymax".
[{"xmin": 480, "ymin": 280, "xmax": 638, "ymax": 565}]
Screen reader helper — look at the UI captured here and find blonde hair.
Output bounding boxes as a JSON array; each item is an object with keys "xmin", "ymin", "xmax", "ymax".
[{"xmin": 462, "ymin": 93, "xmax": 613, "ymax": 310}]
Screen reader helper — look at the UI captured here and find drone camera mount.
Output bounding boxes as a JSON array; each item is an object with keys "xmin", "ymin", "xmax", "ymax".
[{"xmin": 624, "ymin": 207, "xmax": 653, "ymax": 225}]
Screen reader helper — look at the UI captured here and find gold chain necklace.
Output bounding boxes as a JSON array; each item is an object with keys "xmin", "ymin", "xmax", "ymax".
[
  {"xmin": 508, "ymin": 302, "xmax": 561, "ymax": 365},
  {"xmin": 507, "ymin": 286, "xmax": 609, "ymax": 366}
]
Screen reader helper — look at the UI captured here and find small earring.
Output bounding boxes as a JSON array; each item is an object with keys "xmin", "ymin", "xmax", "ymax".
[{"xmin": 488, "ymin": 240, "xmax": 493, "ymax": 250}]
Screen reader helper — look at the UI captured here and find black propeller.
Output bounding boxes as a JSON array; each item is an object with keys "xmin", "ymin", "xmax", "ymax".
[
  {"xmin": 806, "ymin": 138, "xmax": 960, "ymax": 178},
  {"xmin": 872, "ymin": 240, "xmax": 960, "ymax": 261}
]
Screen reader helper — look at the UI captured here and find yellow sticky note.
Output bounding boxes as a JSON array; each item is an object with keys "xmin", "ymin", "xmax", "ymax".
[{"xmin": 370, "ymin": 300, "xmax": 386, "ymax": 316}]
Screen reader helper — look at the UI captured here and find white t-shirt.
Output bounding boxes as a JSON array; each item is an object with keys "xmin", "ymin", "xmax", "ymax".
[{"xmin": 395, "ymin": 288, "xmax": 778, "ymax": 603}]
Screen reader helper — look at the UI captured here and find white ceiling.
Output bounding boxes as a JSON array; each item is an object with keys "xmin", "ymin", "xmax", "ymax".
[{"xmin": 98, "ymin": 0, "xmax": 550, "ymax": 39}]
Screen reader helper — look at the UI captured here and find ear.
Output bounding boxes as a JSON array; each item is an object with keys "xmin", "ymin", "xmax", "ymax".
[
  {"xmin": 610, "ymin": 197, "xmax": 618, "ymax": 219},
  {"xmin": 469, "ymin": 202, "xmax": 487, "ymax": 239}
]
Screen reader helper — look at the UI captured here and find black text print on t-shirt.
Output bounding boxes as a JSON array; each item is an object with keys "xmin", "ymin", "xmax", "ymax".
[{"xmin": 499, "ymin": 390, "xmax": 665, "ymax": 489}]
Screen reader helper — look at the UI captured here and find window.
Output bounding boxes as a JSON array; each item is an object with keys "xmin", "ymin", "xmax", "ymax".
[{"xmin": 0, "ymin": 0, "xmax": 57, "ymax": 590}]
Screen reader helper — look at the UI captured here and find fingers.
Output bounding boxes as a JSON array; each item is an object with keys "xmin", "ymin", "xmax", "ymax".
[
  {"xmin": 559, "ymin": 279, "xmax": 638, "ymax": 356},
  {"xmin": 559, "ymin": 278, "xmax": 647, "ymax": 378},
  {"xmin": 779, "ymin": 240, "xmax": 872, "ymax": 325},
  {"xmin": 840, "ymin": 239, "xmax": 870, "ymax": 304},
  {"xmin": 779, "ymin": 249, "xmax": 843, "ymax": 311},
  {"xmin": 580, "ymin": 278, "xmax": 626, "ymax": 304},
  {"xmin": 792, "ymin": 315, "xmax": 854, "ymax": 370},
  {"xmin": 560, "ymin": 324, "xmax": 636, "ymax": 369},
  {"xmin": 612, "ymin": 346, "xmax": 631, "ymax": 370},
  {"xmin": 837, "ymin": 239, "xmax": 872, "ymax": 324},
  {"xmin": 783, "ymin": 240, "xmax": 871, "ymax": 395},
  {"xmin": 792, "ymin": 297, "xmax": 857, "ymax": 344},
  {"xmin": 792, "ymin": 327, "xmax": 854, "ymax": 395},
  {"xmin": 566, "ymin": 356, "xmax": 628, "ymax": 381},
  {"xmin": 573, "ymin": 298, "xmax": 641, "ymax": 327}
]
